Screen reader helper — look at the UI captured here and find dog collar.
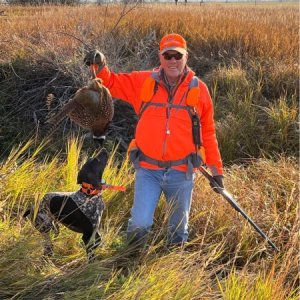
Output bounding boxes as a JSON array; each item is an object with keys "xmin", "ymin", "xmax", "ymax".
[
  {"xmin": 81, "ymin": 182, "xmax": 126, "ymax": 195},
  {"xmin": 81, "ymin": 182, "xmax": 101, "ymax": 195}
]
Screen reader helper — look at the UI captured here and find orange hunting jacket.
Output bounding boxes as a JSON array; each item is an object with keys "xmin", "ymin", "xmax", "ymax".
[{"xmin": 96, "ymin": 66, "xmax": 223, "ymax": 175}]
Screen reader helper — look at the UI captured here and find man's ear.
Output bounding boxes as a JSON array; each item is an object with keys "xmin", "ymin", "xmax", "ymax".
[{"xmin": 158, "ymin": 51, "xmax": 163, "ymax": 63}]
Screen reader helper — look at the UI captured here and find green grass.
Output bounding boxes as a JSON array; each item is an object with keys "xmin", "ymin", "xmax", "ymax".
[
  {"xmin": 0, "ymin": 137, "xmax": 298, "ymax": 299},
  {"xmin": 208, "ymin": 61, "xmax": 298, "ymax": 162}
]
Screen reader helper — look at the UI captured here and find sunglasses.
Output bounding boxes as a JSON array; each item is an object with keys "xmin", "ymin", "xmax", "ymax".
[{"xmin": 162, "ymin": 52, "xmax": 184, "ymax": 61}]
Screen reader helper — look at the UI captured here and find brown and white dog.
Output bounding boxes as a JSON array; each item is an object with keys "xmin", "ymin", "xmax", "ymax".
[{"xmin": 24, "ymin": 150, "xmax": 109, "ymax": 262}]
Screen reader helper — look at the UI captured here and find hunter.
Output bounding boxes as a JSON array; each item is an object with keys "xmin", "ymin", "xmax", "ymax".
[{"xmin": 84, "ymin": 33, "xmax": 224, "ymax": 247}]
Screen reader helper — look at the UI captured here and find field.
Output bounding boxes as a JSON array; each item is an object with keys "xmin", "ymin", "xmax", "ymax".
[{"xmin": 0, "ymin": 3, "xmax": 299, "ymax": 299}]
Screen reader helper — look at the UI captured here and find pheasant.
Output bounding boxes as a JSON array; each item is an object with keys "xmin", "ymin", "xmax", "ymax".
[{"xmin": 47, "ymin": 78, "xmax": 114, "ymax": 142}]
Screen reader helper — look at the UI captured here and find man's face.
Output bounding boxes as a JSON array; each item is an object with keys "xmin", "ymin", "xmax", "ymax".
[{"xmin": 159, "ymin": 50, "xmax": 188, "ymax": 81}]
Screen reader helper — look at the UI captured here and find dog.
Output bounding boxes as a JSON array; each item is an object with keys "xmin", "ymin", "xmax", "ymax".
[{"xmin": 24, "ymin": 149, "xmax": 109, "ymax": 262}]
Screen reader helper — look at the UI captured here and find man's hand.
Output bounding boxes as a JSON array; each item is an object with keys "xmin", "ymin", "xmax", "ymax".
[
  {"xmin": 84, "ymin": 50, "xmax": 107, "ymax": 73},
  {"xmin": 210, "ymin": 175, "xmax": 224, "ymax": 194}
]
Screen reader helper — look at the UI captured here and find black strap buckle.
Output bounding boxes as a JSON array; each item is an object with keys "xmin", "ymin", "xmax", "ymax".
[{"xmin": 157, "ymin": 161, "xmax": 172, "ymax": 168}]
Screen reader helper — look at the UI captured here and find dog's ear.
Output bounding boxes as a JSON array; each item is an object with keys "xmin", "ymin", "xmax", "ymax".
[{"xmin": 77, "ymin": 158, "xmax": 93, "ymax": 185}]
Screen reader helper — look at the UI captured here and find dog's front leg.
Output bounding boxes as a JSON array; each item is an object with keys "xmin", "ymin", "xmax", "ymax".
[
  {"xmin": 83, "ymin": 230, "xmax": 102, "ymax": 262},
  {"xmin": 89, "ymin": 231, "xmax": 102, "ymax": 261},
  {"xmin": 42, "ymin": 232, "xmax": 54, "ymax": 257},
  {"xmin": 82, "ymin": 231, "xmax": 94, "ymax": 262},
  {"xmin": 94, "ymin": 231, "xmax": 102, "ymax": 249}
]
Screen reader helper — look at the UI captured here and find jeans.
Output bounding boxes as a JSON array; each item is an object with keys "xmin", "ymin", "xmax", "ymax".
[{"xmin": 127, "ymin": 167, "xmax": 194, "ymax": 245}]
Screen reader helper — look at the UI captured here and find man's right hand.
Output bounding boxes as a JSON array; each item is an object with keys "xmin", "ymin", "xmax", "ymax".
[
  {"xmin": 210, "ymin": 175, "xmax": 224, "ymax": 194},
  {"xmin": 84, "ymin": 50, "xmax": 107, "ymax": 73}
]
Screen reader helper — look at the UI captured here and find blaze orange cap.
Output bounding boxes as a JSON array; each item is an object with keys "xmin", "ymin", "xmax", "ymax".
[{"xmin": 160, "ymin": 33, "xmax": 187, "ymax": 54}]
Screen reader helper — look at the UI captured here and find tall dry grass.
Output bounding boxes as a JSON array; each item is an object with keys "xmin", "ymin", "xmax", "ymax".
[
  {"xmin": 0, "ymin": 4, "xmax": 299, "ymax": 299},
  {"xmin": 0, "ymin": 4, "xmax": 298, "ymax": 62},
  {"xmin": 0, "ymin": 3, "xmax": 298, "ymax": 160},
  {"xmin": 0, "ymin": 137, "xmax": 298, "ymax": 299}
]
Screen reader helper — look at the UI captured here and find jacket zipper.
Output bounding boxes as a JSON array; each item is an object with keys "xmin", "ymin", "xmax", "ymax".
[
  {"xmin": 162, "ymin": 93, "xmax": 172, "ymax": 158},
  {"xmin": 161, "ymin": 78, "xmax": 184, "ymax": 159}
]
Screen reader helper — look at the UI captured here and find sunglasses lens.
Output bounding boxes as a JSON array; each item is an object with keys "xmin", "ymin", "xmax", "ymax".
[
  {"xmin": 162, "ymin": 53, "xmax": 171, "ymax": 60},
  {"xmin": 174, "ymin": 53, "xmax": 183, "ymax": 60},
  {"xmin": 163, "ymin": 52, "xmax": 183, "ymax": 60}
]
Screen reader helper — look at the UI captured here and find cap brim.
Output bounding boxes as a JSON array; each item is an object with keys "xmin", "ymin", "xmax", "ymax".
[{"xmin": 161, "ymin": 47, "xmax": 187, "ymax": 55}]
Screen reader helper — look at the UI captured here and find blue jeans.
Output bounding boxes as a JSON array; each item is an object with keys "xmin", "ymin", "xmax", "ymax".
[{"xmin": 127, "ymin": 168, "xmax": 194, "ymax": 244}]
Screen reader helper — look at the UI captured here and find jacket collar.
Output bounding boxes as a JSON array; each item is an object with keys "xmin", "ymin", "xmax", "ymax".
[{"xmin": 154, "ymin": 65, "xmax": 196, "ymax": 89}]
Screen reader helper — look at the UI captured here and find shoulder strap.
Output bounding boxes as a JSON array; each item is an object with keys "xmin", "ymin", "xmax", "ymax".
[
  {"xmin": 139, "ymin": 74, "xmax": 200, "ymax": 118},
  {"xmin": 186, "ymin": 76, "xmax": 200, "ymax": 107},
  {"xmin": 138, "ymin": 71, "xmax": 159, "ymax": 118},
  {"xmin": 151, "ymin": 71, "xmax": 160, "ymax": 83},
  {"xmin": 188, "ymin": 76, "xmax": 199, "ymax": 90},
  {"xmin": 150, "ymin": 71, "xmax": 159, "ymax": 100},
  {"xmin": 186, "ymin": 76, "xmax": 202, "ymax": 149}
]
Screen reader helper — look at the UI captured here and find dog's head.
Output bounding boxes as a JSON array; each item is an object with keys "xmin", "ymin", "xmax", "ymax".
[{"xmin": 77, "ymin": 149, "xmax": 109, "ymax": 189}]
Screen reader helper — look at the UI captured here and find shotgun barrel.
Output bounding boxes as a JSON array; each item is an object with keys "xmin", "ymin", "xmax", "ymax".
[{"xmin": 199, "ymin": 166, "xmax": 279, "ymax": 252}]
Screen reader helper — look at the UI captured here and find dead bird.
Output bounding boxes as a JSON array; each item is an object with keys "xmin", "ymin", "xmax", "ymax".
[{"xmin": 47, "ymin": 78, "xmax": 114, "ymax": 143}]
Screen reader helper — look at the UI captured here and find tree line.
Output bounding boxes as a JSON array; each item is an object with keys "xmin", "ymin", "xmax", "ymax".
[{"xmin": 2, "ymin": 0, "xmax": 198, "ymax": 5}]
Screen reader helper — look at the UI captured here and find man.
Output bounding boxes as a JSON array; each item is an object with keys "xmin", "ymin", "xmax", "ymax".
[{"xmin": 84, "ymin": 33, "xmax": 224, "ymax": 246}]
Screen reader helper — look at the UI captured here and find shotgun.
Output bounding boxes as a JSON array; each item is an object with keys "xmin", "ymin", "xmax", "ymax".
[{"xmin": 199, "ymin": 166, "xmax": 279, "ymax": 252}]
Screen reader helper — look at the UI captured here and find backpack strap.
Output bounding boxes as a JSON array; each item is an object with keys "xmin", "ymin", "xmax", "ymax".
[
  {"xmin": 188, "ymin": 76, "xmax": 199, "ymax": 89},
  {"xmin": 130, "ymin": 73, "xmax": 205, "ymax": 178},
  {"xmin": 139, "ymin": 72, "xmax": 159, "ymax": 118}
]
